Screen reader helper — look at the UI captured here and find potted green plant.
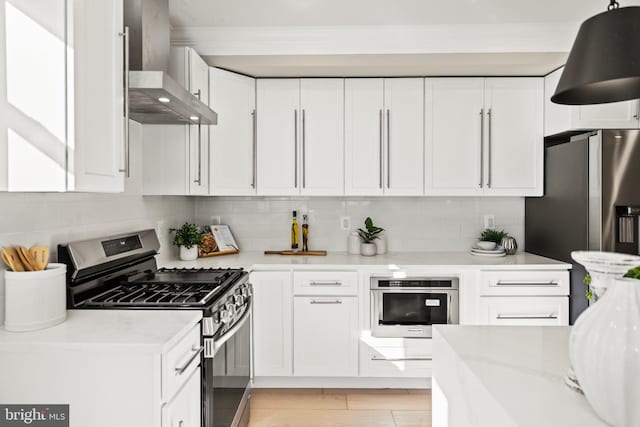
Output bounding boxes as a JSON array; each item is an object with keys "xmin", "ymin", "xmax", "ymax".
[
  {"xmin": 170, "ymin": 222, "xmax": 203, "ymax": 261},
  {"xmin": 478, "ymin": 228, "xmax": 509, "ymax": 249},
  {"xmin": 358, "ymin": 217, "xmax": 384, "ymax": 256}
]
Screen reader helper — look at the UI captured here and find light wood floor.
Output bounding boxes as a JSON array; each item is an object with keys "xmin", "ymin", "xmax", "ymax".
[{"xmin": 248, "ymin": 388, "xmax": 432, "ymax": 427}]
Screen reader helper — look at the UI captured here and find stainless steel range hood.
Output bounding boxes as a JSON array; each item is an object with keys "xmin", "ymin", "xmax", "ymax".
[{"xmin": 124, "ymin": 0, "xmax": 217, "ymax": 125}]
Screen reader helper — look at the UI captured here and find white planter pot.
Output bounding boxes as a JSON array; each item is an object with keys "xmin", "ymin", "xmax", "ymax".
[
  {"xmin": 360, "ymin": 243, "xmax": 376, "ymax": 257},
  {"xmin": 569, "ymin": 277, "xmax": 640, "ymax": 426},
  {"xmin": 179, "ymin": 245, "xmax": 199, "ymax": 261}
]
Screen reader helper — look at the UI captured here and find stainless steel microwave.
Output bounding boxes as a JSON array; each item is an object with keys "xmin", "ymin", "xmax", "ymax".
[{"xmin": 371, "ymin": 276, "xmax": 459, "ymax": 338}]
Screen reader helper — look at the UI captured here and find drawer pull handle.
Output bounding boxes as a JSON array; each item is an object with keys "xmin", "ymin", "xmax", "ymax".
[
  {"xmin": 175, "ymin": 345, "xmax": 204, "ymax": 375},
  {"xmin": 309, "ymin": 281, "xmax": 342, "ymax": 286},
  {"xmin": 407, "ymin": 328, "xmax": 424, "ymax": 332},
  {"xmin": 371, "ymin": 355, "xmax": 432, "ymax": 362},
  {"xmin": 496, "ymin": 313, "xmax": 558, "ymax": 320},
  {"xmin": 495, "ymin": 281, "xmax": 559, "ymax": 287},
  {"xmin": 310, "ymin": 299, "xmax": 342, "ymax": 304}
]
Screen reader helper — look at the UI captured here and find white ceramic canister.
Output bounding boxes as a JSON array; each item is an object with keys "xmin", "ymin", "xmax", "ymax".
[
  {"xmin": 4, "ymin": 263, "xmax": 67, "ymax": 332},
  {"xmin": 348, "ymin": 232, "xmax": 361, "ymax": 255},
  {"xmin": 375, "ymin": 235, "xmax": 387, "ymax": 255}
]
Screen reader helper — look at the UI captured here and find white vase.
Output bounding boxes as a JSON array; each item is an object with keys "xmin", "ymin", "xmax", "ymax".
[
  {"xmin": 375, "ymin": 235, "xmax": 387, "ymax": 255},
  {"xmin": 179, "ymin": 245, "xmax": 198, "ymax": 261},
  {"xmin": 569, "ymin": 277, "xmax": 640, "ymax": 426},
  {"xmin": 571, "ymin": 251, "xmax": 640, "ymax": 298},
  {"xmin": 360, "ymin": 243, "xmax": 376, "ymax": 257}
]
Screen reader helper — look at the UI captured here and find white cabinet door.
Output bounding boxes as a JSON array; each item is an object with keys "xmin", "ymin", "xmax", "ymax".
[
  {"xmin": 300, "ymin": 79, "xmax": 344, "ymax": 195},
  {"xmin": 256, "ymin": 79, "xmax": 300, "ymax": 196},
  {"xmin": 484, "ymin": 78, "xmax": 543, "ymax": 196},
  {"xmin": 383, "ymin": 78, "xmax": 424, "ymax": 196},
  {"xmin": 209, "ymin": 68, "xmax": 256, "ymax": 195},
  {"xmin": 425, "ymin": 78, "xmax": 485, "ymax": 196},
  {"xmin": 252, "ymin": 271, "xmax": 293, "ymax": 377},
  {"xmin": 187, "ymin": 49, "xmax": 209, "ymax": 195},
  {"xmin": 293, "ymin": 296, "xmax": 358, "ymax": 377},
  {"xmin": 162, "ymin": 367, "xmax": 201, "ymax": 427},
  {"xmin": 544, "ymin": 67, "xmax": 640, "ymax": 136},
  {"xmin": 68, "ymin": 0, "xmax": 125, "ymax": 192},
  {"xmin": 478, "ymin": 297, "xmax": 569, "ymax": 326},
  {"xmin": 344, "ymin": 79, "xmax": 385, "ymax": 196}
]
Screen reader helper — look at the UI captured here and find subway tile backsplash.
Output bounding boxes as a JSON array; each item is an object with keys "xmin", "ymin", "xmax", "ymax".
[{"xmin": 194, "ymin": 197, "xmax": 524, "ymax": 253}]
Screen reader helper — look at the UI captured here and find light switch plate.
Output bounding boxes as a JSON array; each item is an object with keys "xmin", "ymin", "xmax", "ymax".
[
  {"xmin": 484, "ymin": 214, "xmax": 496, "ymax": 230},
  {"xmin": 210, "ymin": 216, "xmax": 221, "ymax": 225},
  {"xmin": 340, "ymin": 216, "xmax": 351, "ymax": 231}
]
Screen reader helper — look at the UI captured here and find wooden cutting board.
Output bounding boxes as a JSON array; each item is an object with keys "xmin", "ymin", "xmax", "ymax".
[{"xmin": 264, "ymin": 250, "xmax": 327, "ymax": 256}]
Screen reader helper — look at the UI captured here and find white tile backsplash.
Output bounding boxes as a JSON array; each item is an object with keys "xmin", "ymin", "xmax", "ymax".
[{"xmin": 194, "ymin": 197, "xmax": 525, "ymax": 253}]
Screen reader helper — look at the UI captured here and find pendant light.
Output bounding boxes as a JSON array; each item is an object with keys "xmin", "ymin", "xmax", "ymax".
[{"xmin": 551, "ymin": 1, "xmax": 640, "ymax": 105}]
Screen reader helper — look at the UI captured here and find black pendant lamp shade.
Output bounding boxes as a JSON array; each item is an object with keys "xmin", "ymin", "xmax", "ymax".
[{"xmin": 551, "ymin": 2, "xmax": 640, "ymax": 105}]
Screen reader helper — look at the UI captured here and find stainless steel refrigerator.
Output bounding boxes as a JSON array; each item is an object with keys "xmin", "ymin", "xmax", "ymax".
[{"xmin": 525, "ymin": 130, "xmax": 640, "ymax": 324}]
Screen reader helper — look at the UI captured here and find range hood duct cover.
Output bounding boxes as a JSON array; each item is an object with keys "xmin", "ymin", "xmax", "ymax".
[{"xmin": 124, "ymin": 0, "xmax": 217, "ymax": 124}]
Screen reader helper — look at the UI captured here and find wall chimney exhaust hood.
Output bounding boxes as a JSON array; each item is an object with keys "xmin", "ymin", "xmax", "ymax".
[{"xmin": 124, "ymin": 0, "xmax": 217, "ymax": 124}]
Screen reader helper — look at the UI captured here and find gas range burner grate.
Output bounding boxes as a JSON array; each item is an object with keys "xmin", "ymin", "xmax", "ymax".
[{"xmin": 86, "ymin": 282, "xmax": 222, "ymax": 307}]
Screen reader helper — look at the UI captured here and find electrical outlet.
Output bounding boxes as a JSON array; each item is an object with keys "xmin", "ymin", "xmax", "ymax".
[
  {"xmin": 210, "ymin": 216, "xmax": 221, "ymax": 225},
  {"xmin": 484, "ymin": 214, "xmax": 496, "ymax": 230},
  {"xmin": 340, "ymin": 216, "xmax": 351, "ymax": 231}
]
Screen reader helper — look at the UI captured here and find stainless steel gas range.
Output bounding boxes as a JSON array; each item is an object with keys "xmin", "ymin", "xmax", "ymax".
[{"xmin": 58, "ymin": 229, "xmax": 251, "ymax": 427}]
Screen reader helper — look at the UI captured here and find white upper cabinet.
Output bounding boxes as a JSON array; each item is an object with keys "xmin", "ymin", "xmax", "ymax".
[
  {"xmin": 383, "ymin": 78, "xmax": 424, "ymax": 196},
  {"xmin": 345, "ymin": 79, "xmax": 385, "ymax": 196},
  {"xmin": 425, "ymin": 78, "xmax": 485, "ymax": 196},
  {"xmin": 256, "ymin": 79, "xmax": 345, "ymax": 196},
  {"xmin": 484, "ymin": 78, "xmax": 543, "ymax": 196},
  {"xmin": 299, "ymin": 79, "xmax": 344, "ymax": 196},
  {"xmin": 1, "ymin": 0, "xmax": 125, "ymax": 192},
  {"xmin": 256, "ymin": 79, "xmax": 300, "ymax": 196},
  {"xmin": 426, "ymin": 78, "xmax": 543, "ymax": 197},
  {"xmin": 142, "ymin": 47, "xmax": 209, "ymax": 195},
  {"xmin": 209, "ymin": 68, "xmax": 256, "ymax": 196},
  {"xmin": 544, "ymin": 67, "xmax": 640, "ymax": 136}
]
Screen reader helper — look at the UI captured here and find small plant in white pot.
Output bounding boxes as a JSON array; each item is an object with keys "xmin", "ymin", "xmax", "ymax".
[
  {"xmin": 358, "ymin": 217, "xmax": 384, "ymax": 257},
  {"xmin": 170, "ymin": 223, "xmax": 203, "ymax": 261}
]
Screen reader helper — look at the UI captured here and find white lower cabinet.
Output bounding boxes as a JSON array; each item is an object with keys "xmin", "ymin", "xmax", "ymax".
[
  {"xmin": 251, "ymin": 271, "xmax": 293, "ymax": 377},
  {"xmin": 478, "ymin": 296, "xmax": 569, "ymax": 326},
  {"xmin": 359, "ymin": 339, "xmax": 433, "ymax": 378},
  {"xmin": 162, "ymin": 367, "xmax": 201, "ymax": 427},
  {"xmin": 293, "ymin": 296, "xmax": 358, "ymax": 377}
]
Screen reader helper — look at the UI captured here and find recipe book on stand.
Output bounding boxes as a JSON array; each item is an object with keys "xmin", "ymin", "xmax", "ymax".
[{"xmin": 199, "ymin": 225, "xmax": 240, "ymax": 257}]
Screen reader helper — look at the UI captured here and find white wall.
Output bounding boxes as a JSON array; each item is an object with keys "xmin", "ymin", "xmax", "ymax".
[{"xmin": 194, "ymin": 197, "xmax": 524, "ymax": 253}]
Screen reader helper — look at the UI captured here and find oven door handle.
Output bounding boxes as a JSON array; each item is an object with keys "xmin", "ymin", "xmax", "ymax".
[
  {"xmin": 447, "ymin": 294, "xmax": 452, "ymax": 324},
  {"xmin": 212, "ymin": 300, "xmax": 251, "ymax": 357}
]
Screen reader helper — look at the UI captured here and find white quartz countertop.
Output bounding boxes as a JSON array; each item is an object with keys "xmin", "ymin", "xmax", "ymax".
[
  {"xmin": 432, "ymin": 325, "xmax": 606, "ymax": 427},
  {"xmin": 0, "ymin": 310, "xmax": 201, "ymax": 353},
  {"xmin": 159, "ymin": 251, "xmax": 570, "ymax": 271}
]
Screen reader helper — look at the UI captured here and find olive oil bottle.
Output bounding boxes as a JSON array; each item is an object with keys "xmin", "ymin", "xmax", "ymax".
[
  {"xmin": 302, "ymin": 214, "xmax": 309, "ymax": 252},
  {"xmin": 291, "ymin": 211, "xmax": 299, "ymax": 250}
]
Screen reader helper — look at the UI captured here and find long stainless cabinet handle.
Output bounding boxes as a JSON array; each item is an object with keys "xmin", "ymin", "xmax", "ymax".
[
  {"xmin": 309, "ymin": 281, "xmax": 342, "ymax": 286},
  {"xmin": 386, "ymin": 109, "xmax": 391, "ymax": 189},
  {"xmin": 302, "ymin": 109, "xmax": 306, "ymax": 189},
  {"xmin": 496, "ymin": 313, "xmax": 559, "ymax": 320},
  {"xmin": 252, "ymin": 109, "xmax": 257, "ymax": 189},
  {"xmin": 479, "ymin": 108, "xmax": 484, "ymax": 188},
  {"xmin": 118, "ymin": 26, "xmax": 130, "ymax": 177},
  {"xmin": 175, "ymin": 345, "xmax": 204, "ymax": 375},
  {"xmin": 379, "ymin": 109, "xmax": 383, "ymax": 189},
  {"xmin": 487, "ymin": 108, "xmax": 492, "ymax": 188},
  {"xmin": 495, "ymin": 280, "xmax": 559, "ymax": 287},
  {"xmin": 634, "ymin": 100, "xmax": 640, "ymax": 119},
  {"xmin": 294, "ymin": 110, "xmax": 298, "ymax": 188},
  {"xmin": 371, "ymin": 356, "xmax": 432, "ymax": 362},
  {"xmin": 310, "ymin": 299, "xmax": 342, "ymax": 304},
  {"xmin": 194, "ymin": 124, "xmax": 202, "ymax": 185}
]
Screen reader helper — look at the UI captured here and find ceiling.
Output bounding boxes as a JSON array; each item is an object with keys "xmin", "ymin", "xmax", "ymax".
[
  {"xmin": 168, "ymin": 0, "xmax": 640, "ymax": 77},
  {"xmin": 169, "ymin": 0, "xmax": 621, "ymax": 28}
]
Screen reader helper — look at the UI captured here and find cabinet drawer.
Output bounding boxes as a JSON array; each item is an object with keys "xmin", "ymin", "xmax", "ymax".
[
  {"xmin": 293, "ymin": 271, "xmax": 358, "ymax": 295},
  {"xmin": 479, "ymin": 270, "xmax": 569, "ymax": 296},
  {"xmin": 163, "ymin": 324, "xmax": 201, "ymax": 402},
  {"xmin": 359, "ymin": 343, "xmax": 432, "ymax": 378},
  {"xmin": 478, "ymin": 296, "xmax": 569, "ymax": 326},
  {"xmin": 162, "ymin": 367, "xmax": 201, "ymax": 427}
]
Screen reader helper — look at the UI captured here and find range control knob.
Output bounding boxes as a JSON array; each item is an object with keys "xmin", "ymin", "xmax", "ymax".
[
  {"xmin": 241, "ymin": 284, "xmax": 252, "ymax": 298},
  {"xmin": 234, "ymin": 294, "xmax": 245, "ymax": 307},
  {"xmin": 219, "ymin": 309, "xmax": 230, "ymax": 324},
  {"xmin": 225, "ymin": 302, "xmax": 236, "ymax": 317}
]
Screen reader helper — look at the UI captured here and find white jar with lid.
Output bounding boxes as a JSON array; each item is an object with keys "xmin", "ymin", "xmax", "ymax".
[{"xmin": 348, "ymin": 232, "xmax": 361, "ymax": 254}]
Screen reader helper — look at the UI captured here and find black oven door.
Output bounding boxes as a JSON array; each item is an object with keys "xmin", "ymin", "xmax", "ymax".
[
  {"xmin": 379, "ymin": 291, "xmax": 450, "ymax": 326},
  {"xmin": 204, "ymin": 309, "xmax": 251, "ymax": 427}
]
